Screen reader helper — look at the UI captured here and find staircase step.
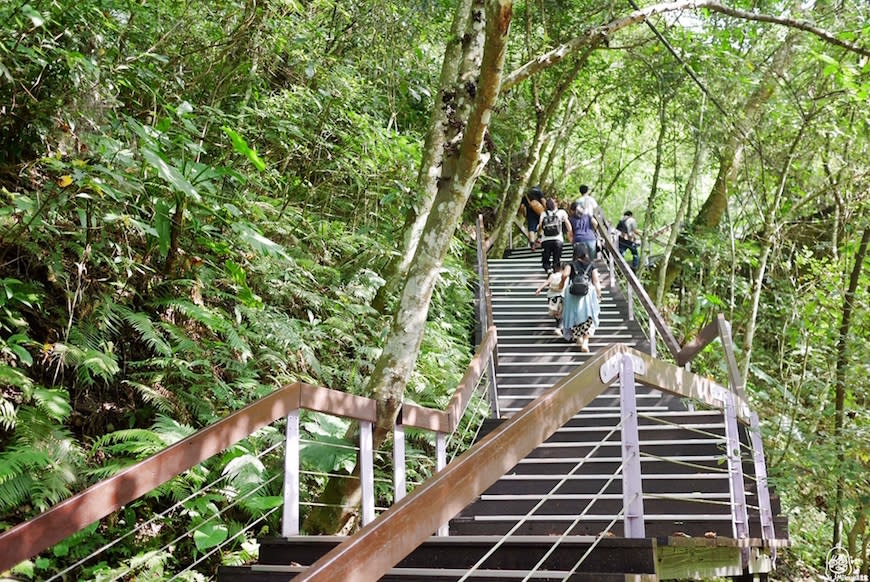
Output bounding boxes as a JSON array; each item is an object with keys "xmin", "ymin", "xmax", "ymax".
[
  {"xmin": 219, "ymin": 565, "xmax": 635, "ymax": 581},
  {"xmin": 509, "ymin": 456, "xmax": 730, "ymax": 475},
  {"xmin": 252, "ymin": 535, "xmax": 657, "ymax": 577},
  {"xmin": 487, "ymin": 473, "xmax": 732, "ymax": 495},
  {"xmin": 464, "ymin": 493, "xmax": 734, "ymax": 517}
]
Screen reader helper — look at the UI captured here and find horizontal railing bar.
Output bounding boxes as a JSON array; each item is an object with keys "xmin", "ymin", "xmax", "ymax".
[
  {"xmin": 291, "ymin": 346, "xmax": 622, "ymax": 582},
  {"xmin": 471, "ymin": 514, "xmax": 734, "ymax": 521},
  {"xmin": 0, "ymin": 383, "xmax": 307, "ymax": 573}
]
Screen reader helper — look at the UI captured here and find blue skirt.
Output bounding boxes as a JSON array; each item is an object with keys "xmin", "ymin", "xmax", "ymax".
[{"xmin": 561, "ymin": 286, "xmax": 600, "ymax": 341}]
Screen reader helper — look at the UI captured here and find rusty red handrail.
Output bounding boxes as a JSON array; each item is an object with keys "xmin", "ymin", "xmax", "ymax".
[
  {"xmin": 0, "ymin": 325, "xmax": 499, "ymax": 575},
  {"xmin": 292, "ymin": 344, "xmax": 754, "ymax": 581}
]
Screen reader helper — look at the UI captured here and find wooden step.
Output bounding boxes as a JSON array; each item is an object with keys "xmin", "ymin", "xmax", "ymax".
[
  {"xmin": 486, "ymin": 473, "xmax": 732, "ymax": 495},
  {"xmin": 252, "ymin": 535, "xmax": 657, "ymax": 575}
]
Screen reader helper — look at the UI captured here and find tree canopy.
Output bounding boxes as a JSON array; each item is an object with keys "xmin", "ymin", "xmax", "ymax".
[{"xmin": 1, "ymin": 0, "xmax": 869, "ymax": 579}]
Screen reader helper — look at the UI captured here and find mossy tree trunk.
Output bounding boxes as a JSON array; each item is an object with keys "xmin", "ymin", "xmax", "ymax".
[
  {"xmin": 303, "ymin": 0, "xmax": 513, "ymax": 534},
  {"xmin": 373, "ymin": 0, "xmax": 484, "ymax": 313}
]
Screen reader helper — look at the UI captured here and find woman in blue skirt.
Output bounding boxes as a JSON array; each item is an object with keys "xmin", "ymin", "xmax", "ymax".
[{"xmin": 560, "ymin": 247, "xmax": 601, "ymax": 352}]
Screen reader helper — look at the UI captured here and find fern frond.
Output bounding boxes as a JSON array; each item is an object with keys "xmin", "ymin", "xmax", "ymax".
[
  {"xmin": 120, "ymin": 308, "xmax": 173, "ymax": 357},
  {"xmin": 219, "ymin": 324, "xmax": 250, "ymax": 363},
  {"xmin": 0, "ymin": 473, "xmax": 34, "ymax": 511},
  {"xmin": 92, "ymin": 428, "xmax": 167, "ymax": 458},
  {"xmin": 150, "ymin": 413, "xmax": 196, "ymax": 445},
  {"xmin": 122, "ymin": 380, "xmax": 176, "ymax": 415},
  {"xmin": 159, "ymin": 299, "xmax": 228, "ymax": 334},
  {"xmin": 0, "ymin": 396, "xmax": 17, "ymax": 430},
  {"xmin": 31, "ymin": 387, "xmax": 72, "ymax": 422}
]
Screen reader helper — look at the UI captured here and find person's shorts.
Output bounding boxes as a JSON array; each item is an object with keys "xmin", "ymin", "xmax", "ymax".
[{"xmin": 547, "ymin": 295, "xmax": 563, "ymax": 319}]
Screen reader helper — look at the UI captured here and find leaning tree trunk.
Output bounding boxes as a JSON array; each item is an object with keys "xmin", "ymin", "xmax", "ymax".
[
  {"xmin": 536, "ymin": 93, "xmax": 577, "ymax": 190},
  {"xmin": 654, "ymin": 95, "xmax": 705, "ymax": 306},
  {"xmin": 303, "ymin": 0, "xmax": 513, "ymax": 534},
  {"xmin": 833, "ymin": 224, "xmax": 870, "ymax": 548},
  {"xmin": 641, "ymin": 91, "xmax": 668, "ymax": 274},
  {"xmin": 489, "ymin": 48, "xmax": 594, "ymax": 258},
  {"xmin": 740, "ymin": 119, "xmax": 807, "ymax": 382},
  {"xmin": 661, "ymin": 34, "xmax": 796, "ymax": 291},
  {"xmin": 372, "ymin": 0, "xmax": 483, "ymax": 312}
]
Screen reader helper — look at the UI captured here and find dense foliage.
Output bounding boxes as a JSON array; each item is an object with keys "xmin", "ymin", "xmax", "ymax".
[{"xmin": 1, "ymin": 0, "xmax": 869, "ymax": 580}]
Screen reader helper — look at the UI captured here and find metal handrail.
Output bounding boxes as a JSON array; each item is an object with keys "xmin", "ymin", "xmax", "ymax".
[
  {"xmin": 291, "ymin": 344, "xmax": 760, "ymax": 581},
  {"xmin": 594, "ymin": 216, "xmax": 682, "ymax": 358},
  {"xmin": 0, "ymin": 321, "xmax": 500, "ymax": 575},
  {"xmin": 594, "ymin": 218, "xmax": 751, "ymax": 405}
]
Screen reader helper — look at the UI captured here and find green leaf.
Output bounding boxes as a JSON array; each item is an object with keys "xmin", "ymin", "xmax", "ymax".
[
  {"xmin": 193, "ymin": 522, "xmax": 228, "ymax": 551},
  {"xmin": 222, "ymin": 126, "xmax": 266, "ymax": 171},
  {"xmin": 33, "ymin": 388, "xmax": 72, "ymax": 421},
  {"xmin": 10, "ymin": 343, "xmax": 33, "ymax": 366},
  {"xmin": 143, "ymin": 148, "xmax": 200, "ymax": 201},
  {"xmin": 224, "ymin": 260, "xmax": 247, "ymax": 286},
  {"xmin": 22, "ymin": 4, "xmax": 44, "ymax": 27},
  {"xmin": 154, "ymin": 200, "xmax": 171, "ymax": 258},
  {"xmin": 244, "ymin": 496, "xmax": 283, "ymax": 510},
  {"xmin": 232, "ymin": 224, "xmax": 289, "ymax": 259}
]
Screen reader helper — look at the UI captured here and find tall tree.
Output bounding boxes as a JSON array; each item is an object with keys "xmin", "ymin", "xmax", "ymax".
[
  {"xmin": 833, "ymin": 223, "xmax": 870, "ymax": 548},
  {"xmin": 373, "ymin": 0, "xmax": 484, "ymax": 312},
  {"xmin": 305, "ymin": 0, "xmax": 514, "ymax": 533}
]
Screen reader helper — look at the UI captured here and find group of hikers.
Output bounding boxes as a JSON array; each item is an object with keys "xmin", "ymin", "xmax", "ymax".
[{"xmin": 521, "ymin": 184, "xmax": 640, "ymax": 352}]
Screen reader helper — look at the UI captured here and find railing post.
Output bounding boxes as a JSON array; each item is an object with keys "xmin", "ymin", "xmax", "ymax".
[
  {"xmin": 620, "ymin": 355, "xmax": 645, "ymax": 538},
  {"xmin": 282, "ymin": 410, "xmax": 300, "ymax": 536},
  {"xmin": 393, "ymin": 420, "xmax": 406, "ymax": 503},
  {"xmin": 609, "ymin": 232, "xmax": 616, "ymax": 288},
  {"xmin": 436, "ymin": 432, "xmax": 449, "ymax": 536},
  {"xmin": 724, "ymin": 392, "xmax": 750, "ymax": 566},
  {"xmin": 487, "ymin": 350, "xmax": 500, "ymax": 419},
  {"xmin": 627, "ymin": 285, "xmax": 634, "ymax": 321},
  {"xmin": 749, "ymin": 412, "xmax": 777, "ymax": 563},
  {"xmin": 475, "ymin": 216, "xmax": 488, "ymax": 336},
  {"xmin": 649, "ymin": 320, "xmax": 656, "ymax": 358},
  {"xmin": 360, "ymin": 420, "xmax": 375, "ymax": 526}
]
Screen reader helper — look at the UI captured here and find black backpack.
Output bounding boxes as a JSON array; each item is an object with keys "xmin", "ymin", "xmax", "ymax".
[
  {"xmin": 616, "ymin": 218, "xmax": 628, "ymax": 235},
  {"xmin": 541, "ymin": 211, "xmax": 561, "ymax": 237},
  {"xmin": 569, "ymin": 261, "xmax": 593, "ymax": 296}
]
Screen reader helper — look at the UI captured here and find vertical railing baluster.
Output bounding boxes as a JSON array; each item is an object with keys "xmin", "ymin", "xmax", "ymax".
[
  {"xmin": 436, "ymin": 432, "xmax": 449, "ymax": 536},
  {"xmin": 393, "ymin": 420, "xmax": 406, "ymax": 503},
  {"xmin": 360, "ymin": 420, "xmax": 375, "ymax": 526},
  {"xmin": 487, "ymin": 349, "xmax": 500, "ymax": 419},
  {"xmin": 724, "ymin": 392, "xmax": 750, "ymax": 567},
  {"xmin": 627, "ymin": 285, "xmax": 634, "ymax": 321},
  {"xmin": 750, "ymin": 412, "xmax": 777, "ymax": 563},
  {"xmin": 609, "ymin": 232, "xmax": 616, "ymax": 288},
  {"xmin": 620, "ymin": 355, "xmax": 645, "ymax": 538},
  {"xmin": 282, "ymin": 410, "xmax": 300, "ymax": 536},
  {"xmin": 649, "ymin": 320, "xmax": 657, "ymax": 358}
]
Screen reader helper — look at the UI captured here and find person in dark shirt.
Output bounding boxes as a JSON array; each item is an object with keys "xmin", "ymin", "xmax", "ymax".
[{"xmin": 520, "ymin": 186, "xmax": 545, "ymax": 249}]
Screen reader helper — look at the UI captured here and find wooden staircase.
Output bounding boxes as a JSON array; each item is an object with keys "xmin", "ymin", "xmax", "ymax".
[{"xmin": 218, "ymin": 247, "xmax": 789, "ymax": 581}]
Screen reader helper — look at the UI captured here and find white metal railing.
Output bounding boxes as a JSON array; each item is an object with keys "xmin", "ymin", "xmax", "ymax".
[{"xmin": 595, "ymin": 214, "xmax": 777, "ymax": 564}]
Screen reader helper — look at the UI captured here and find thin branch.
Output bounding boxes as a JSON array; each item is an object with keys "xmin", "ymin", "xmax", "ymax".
[{"xmin": 501, "ymin": 0, "xmax": 870, "ymax": 91}]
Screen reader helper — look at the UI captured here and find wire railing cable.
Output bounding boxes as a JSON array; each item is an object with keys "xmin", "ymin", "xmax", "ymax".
[
  {"xmin": 564, "ymin": 503, "xmax": 630, "ymax": 579},
  {"xmin": 520, "ymin": 462, "xmax": 628, "ymax": 582},
  {"xmin": 109, "ymin": 473, "xmax": 282, "ymax": 581},
  {"xmin": 168, "ymin": 505, "xmax": 281, "ymax": 582},
  {"xmin": 45, "ymin": 440, "xmax": 284, "ymax": 582},
  {"xmin": 456, "ymin": 422, "xmax": 624, "ymax": 582}
]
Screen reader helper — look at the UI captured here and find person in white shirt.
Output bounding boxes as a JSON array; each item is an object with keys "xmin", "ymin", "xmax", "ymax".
[
  {"xmin": 536, "ymin": 198, "xmax": 573, "ymax": 273},
  {"xmin": 576, "ymin": 184, "xmax": 598, "ymax": 217},
  {"xmin": 535, "ymin": 269, "xmax": 566, "ymax": 334}
]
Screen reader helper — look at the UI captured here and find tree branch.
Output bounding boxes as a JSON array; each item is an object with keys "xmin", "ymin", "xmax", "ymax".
[{"xmin": 502, "ymin": 0, "xmax": 870, "ymax": 91}]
